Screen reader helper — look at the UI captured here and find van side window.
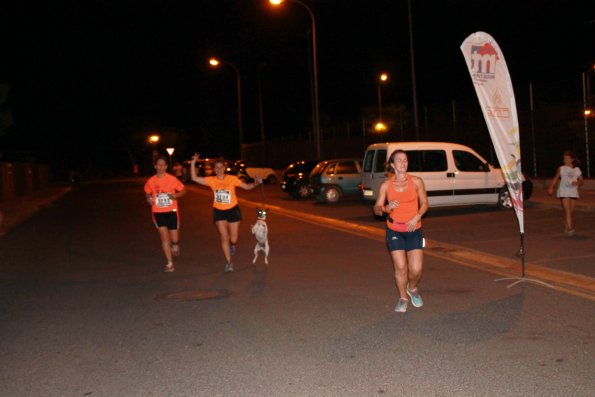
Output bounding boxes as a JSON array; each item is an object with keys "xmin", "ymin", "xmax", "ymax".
[
  {"xmin": 406, "ymin": 150, "xmax": 447, "ymax": 172},
  {"xmin": 326, "ymin": 164, "xmax": 335, "ymax": 175},
  {"xmin": 363, "ymin": 151, "xmax": 375, "ymax": 172},
  {"xmin": 337, "ymin": 161, "xmax": 358, "ymax": 174},
  {"xmin": 374, "ymin": 150, "xmax": 387, "ymax": 172},
  {"xmin": 453, "ymin": 150, "xmax": 486, "ymax": 172}
]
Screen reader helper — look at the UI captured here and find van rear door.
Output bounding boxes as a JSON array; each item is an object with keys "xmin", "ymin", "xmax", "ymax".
[{"xmin": 361, "ymin": 148, "xmax": 387, "ymax": 202}]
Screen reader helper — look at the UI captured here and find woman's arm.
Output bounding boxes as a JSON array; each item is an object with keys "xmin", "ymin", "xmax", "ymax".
[
  {"xmin": 239, "ymin": 176, "xmax": 262, "ymax": 190},
  {"xmin": 190, "ymin": 157, "xmax": 207, "ymax": 186},
  {"xmin": 373, "ymin": 182, "xmax": 389, "ymax": 217},
  {"xmin": 407, "ymin": 176, "xmax": 428, "ymax": 231}
]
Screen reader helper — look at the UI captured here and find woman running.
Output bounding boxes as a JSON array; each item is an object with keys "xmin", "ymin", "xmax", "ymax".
[
  {"xmin": 548, "ymin": 150, "xmax": 584, "ymax": 237},
  {"xmin": 374, "ymin": 149, "xmax": 429, "ymax": 313},
  {"xmin": 190, "ymin": 156, "xmax": 262, "ymax": 272},
  {"xmin": 144, "ymin": 156, "xmax": 187, "ymax": 272}
]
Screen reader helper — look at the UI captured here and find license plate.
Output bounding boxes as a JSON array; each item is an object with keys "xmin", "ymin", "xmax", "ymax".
[{"xmin": 363, "ymin": 189, "xmax": 373, "ymax": 197}]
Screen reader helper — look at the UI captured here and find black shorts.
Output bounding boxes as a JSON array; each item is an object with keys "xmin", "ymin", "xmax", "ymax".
[
  {"xmin": 213, "ymin": 205, "xmax": 242, "ymax": 223},
  {"xmin": 153, "ymin": 211, "xmax": 179, "ymax": 230},
  {"xmin": 386, "ymin": 227, "xmax": 425, "ymax": 251}
]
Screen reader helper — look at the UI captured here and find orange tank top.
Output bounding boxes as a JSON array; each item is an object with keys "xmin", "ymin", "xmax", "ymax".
[{"xmin": 386, "ymin": 174, "xmax": 421, "ymax": 231}]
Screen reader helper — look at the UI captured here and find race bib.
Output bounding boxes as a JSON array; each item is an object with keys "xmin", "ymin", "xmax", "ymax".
[
  {"xmin": 156, "ymin": 193, "xmax": 173, "ymax": 208},
  {"xmin": 214, "ymin": 189, "xmax": 231, "ymax": 204}
]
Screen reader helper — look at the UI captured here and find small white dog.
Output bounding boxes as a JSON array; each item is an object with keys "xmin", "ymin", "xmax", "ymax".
[{"xmin": 251, "ymin": 208, "xmax": 269, "ymax": 264}]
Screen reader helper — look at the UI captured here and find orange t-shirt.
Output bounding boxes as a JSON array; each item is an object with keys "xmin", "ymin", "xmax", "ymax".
[
  {"xmin": 386, "ymin": 174, "xmax": 422, "ymax": 232},
  {"xmin": 144, "ymin": 173, "xmax": 185, "ymax": 213},
  {"xmin": 204, "ymin": 175, "xmax": 242, "ymax": 210}
]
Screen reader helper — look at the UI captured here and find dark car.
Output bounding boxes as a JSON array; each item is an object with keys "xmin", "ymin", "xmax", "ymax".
[
  {"xmin": 280, "ymin": 160, "xmax": 320, "ymax": 198},
  {"xmin": 309, "ymin": 158, "xmax": 363, "ymax": 203}
]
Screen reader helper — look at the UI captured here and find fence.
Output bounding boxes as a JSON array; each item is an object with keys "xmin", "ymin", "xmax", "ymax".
[{"xmin": 0, "ymin": 162, "xmax": 51, "ymax": 202}]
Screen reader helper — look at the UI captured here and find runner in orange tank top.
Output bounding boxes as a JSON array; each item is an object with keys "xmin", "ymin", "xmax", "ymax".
[{"xmin": 374, "ymin": 149, "xmax": 428, "ymax": 313}]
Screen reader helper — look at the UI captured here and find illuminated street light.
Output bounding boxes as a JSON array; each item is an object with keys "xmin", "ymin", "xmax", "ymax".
[
  {"xmin": 374, "ymin": 122, "xmax": 387, "ymax": 132},
  {"xmin": 209, "ymin": 57, "xmax": 243, "ymax": 158},
  {"xmin": 269, "ymin": 0, "xmax": 321, "ymax": 159},
  {"xmin": 585, "ymin": 109, "xmax": 592, "ymax": 117},
  {"xmin": 148, "ymin": 135, "xmax": 160, "ymax": 144}
]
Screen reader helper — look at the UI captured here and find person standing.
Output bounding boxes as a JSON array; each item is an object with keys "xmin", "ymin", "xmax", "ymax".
[
  {"xmin": 374, "ymin": 149, "xmax": 429, "ymax": 313},
  {"xmin": 190, "ymin": 156, "xmax": 261, "ymax": 272},
  {"xmin": 144, "ymin": 156, "xmax": 186, "ymax": 272},
  {"xmin": 547, "ymin": 150, "xmax": 584, "ymax": 237}
]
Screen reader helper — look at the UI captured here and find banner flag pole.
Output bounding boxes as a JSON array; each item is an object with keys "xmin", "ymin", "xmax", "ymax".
[{"xmin": 460, "ymin": 32, "xmax": 552, "ymax": 289}]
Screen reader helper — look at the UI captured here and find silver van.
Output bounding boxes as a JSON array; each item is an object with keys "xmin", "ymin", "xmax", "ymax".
[{"xmin": 360, "ymin": 142, "xmax": 514, "ymax": 208}]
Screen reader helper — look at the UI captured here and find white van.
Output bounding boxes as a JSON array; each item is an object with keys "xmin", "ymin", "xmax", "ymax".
[{"xmin": 361, "ymin": 142, "xmax": 512, "ymax": 208}]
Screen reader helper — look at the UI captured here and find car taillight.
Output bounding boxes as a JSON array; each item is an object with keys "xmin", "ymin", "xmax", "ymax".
[{"xmin": 359, "ymin": 183, "xmax": 364, "ymax": 192}]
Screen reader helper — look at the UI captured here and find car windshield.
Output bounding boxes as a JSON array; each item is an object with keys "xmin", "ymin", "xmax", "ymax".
[{"xmin": 310, "ymin": 162, "xmax": 328, "ymax": 176}]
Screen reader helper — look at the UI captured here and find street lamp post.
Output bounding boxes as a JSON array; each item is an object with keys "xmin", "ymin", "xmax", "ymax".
[
  {"xmin": 269, "ymin": 0, "xmax": 321, "ymax": 159},
  {"xmin": 209, "ymin": 58, "xmax": 244, "ymax": 159},
  {"xmin": 583, "ymin": 72, "xmax": 592, "ymax": 178}
]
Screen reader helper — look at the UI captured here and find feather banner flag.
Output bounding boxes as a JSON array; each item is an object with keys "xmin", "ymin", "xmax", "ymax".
[{"xmin": 461, "ymin": 32, "xmax": 524, "ymax": 234}]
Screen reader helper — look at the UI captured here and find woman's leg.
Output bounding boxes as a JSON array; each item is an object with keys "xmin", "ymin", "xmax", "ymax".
[
  {"xmin": 169, "ymin": 229, "xmax": 180, "ymax": 256},
  {"xmin": 561, "ymin": 198, "xmax": 575, "ymax": 231},
  {"xmin": 228, "ymin": 221, "xmax": 240, "ymax": 247},
  {"xmin": 216, "ymin": 220, "xmax": 231, "ymax": 263},
  {"xmin": 158, "ymin": 227, "xmax": 173, "ymax": 265},
  {"xmin": 406, "ymin": 249, "xmax": 424, "ymax": 290},
  {"xmin": 390, "ymin": 250, "xmax": 409, "ymax": 299}
]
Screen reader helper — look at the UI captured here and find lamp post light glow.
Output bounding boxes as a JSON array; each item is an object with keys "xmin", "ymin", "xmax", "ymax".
[
  {"xmin": 209, "ymin": 57, "xmax": 244, "ymax": 159},
  {"xmin": 374, "ymin": 122, "xmax": 387, "ymax": 132},
  {"xmin": 269, "ymin": 0, "xmax": 321, "ymax": 159},
  {"xmin": 148, "ymin": 135, "xmax": 160, "ymax": 144}
]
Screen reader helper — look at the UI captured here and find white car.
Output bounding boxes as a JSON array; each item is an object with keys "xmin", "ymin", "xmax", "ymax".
[{"xmin": 232, "ymin": 160, "xmax": 277, "ymax": 184}]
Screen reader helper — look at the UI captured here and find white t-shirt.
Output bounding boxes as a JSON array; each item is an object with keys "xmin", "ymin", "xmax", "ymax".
[{"xmin": 557, "ymin": 165, "xmax": 582, "ymax": 198}]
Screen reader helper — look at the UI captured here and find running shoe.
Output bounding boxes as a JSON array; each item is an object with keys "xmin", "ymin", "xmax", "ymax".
[
  {"xmin": 230, "ymin": 244, "xmax": 236, "ymax": 256},
  {"xmin": 406, "ymin": 286, "xmax": 424, "ymax": 308},
  {"xmin": 224, "ymin": 263, "xmax": 234, "ymax": 273},
  {"xmin": 394, "ymin": 298, "xmax": 409, "ymax": 313},
  {"xmin": 164, "ymin": 263, "xmax": 175, "ymax": 273}
]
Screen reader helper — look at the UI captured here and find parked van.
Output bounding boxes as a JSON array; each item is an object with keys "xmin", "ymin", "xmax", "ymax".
[{"xmin": 361, "ymin": 142, "xmax": 515, "ymax": 209}]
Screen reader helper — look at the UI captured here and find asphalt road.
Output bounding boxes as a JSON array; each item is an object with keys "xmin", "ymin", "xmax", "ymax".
[{"xmin": 0, "ymin": 180, "xmax": 593, "ymax": 396}]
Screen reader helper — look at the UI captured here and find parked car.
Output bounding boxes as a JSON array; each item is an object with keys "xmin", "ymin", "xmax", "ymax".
[
  {"xmin": 184, "ymin": 158, "xmax": 232, "ymax": 178},
  {"xmin": 231, "ymin": 160, "xmax": 277, "ymax": 184},
  {"xmin": 280, "ymin": 160, "xmax": 320, "ymax": 198},
  {"xmin": 310, "ymin": 158, "xmax": 363, "ymax": 203},
  {"xmin": 360, "ymin": 141, "xmax": 533, "ymax": 210}
]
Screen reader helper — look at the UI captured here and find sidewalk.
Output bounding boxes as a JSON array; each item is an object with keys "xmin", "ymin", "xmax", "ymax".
[{"xmin": 0, "ymin": 184, "xmax": 72, "ymax": 236}]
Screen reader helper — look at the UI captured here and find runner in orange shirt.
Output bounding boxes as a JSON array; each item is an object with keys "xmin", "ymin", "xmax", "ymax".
[
  {"xmin": 190, "ymin": 156, "xmax": 262, "ymax": 272},
  {"xmin": 144, "ymin": 156, "xmax": 186, "ymax": 272}
]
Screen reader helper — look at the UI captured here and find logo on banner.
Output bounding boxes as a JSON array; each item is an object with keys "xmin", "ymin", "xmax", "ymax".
[
  {"xmin": 468, "ymin": 43, "xmax": 499, "ymax": 81},
  {"xmin": 486, "ymin": 89, "xmax": 511, "ymax": 119}
]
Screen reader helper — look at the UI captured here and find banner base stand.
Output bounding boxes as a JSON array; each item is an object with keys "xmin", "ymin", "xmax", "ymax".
[{"xmin": 494, "ymin": 277, "xmax": 555, "ymax": 289}]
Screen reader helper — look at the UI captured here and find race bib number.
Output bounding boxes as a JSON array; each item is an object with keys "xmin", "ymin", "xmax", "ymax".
[
  {"xmin": 215, "ymin": 189, "xmax": 231, "ymax": 204},
  {"xmin": 156, "ymin": 193, "xmax": 173, "ymax": 208}
]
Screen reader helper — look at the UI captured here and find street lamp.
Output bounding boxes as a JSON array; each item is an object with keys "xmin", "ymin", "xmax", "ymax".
[
  {"xmin": 209, "ymin": 57, "xmax": 244, "ymax": 159},
  {"xmin": 269, "ymin": 0, "xmax": 321, "ymax": 159},
  {"xmin": 148, "ymin": 134, "xmax": 160, "ymax": 145},
  {"xmin": 374, "ymin": 122, "xmax": 387, "ymax": 132}
]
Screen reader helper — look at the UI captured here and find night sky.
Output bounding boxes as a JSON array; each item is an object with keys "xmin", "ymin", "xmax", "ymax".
[{"xmin": 1, "ymin": 0, "xmax": 594, "ymax": 174}]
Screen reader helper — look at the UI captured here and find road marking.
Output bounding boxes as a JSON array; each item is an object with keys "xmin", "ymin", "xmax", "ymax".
[{"xmin": 188, "ymin": 186, "xmax": 595, "ymax": 301}]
